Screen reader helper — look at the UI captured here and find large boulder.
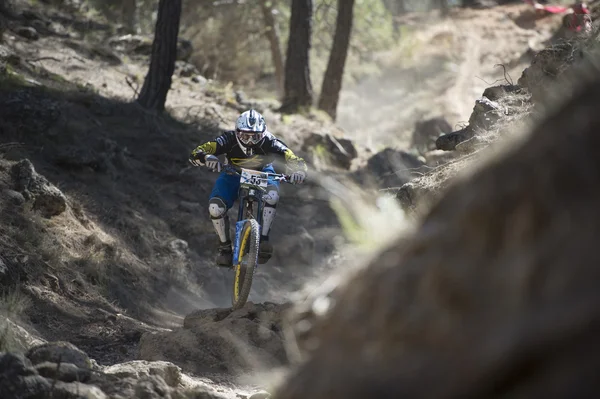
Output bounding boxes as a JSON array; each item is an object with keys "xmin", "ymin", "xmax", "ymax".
[
  {"xmin": 0, "ymin": 318, "xmax": 45, "ymax": 353},
  {"xmin": 0, "ymin": 352, "xmax": 105, "ymax": 398},
  {"xmin": 139, "ymin": 302, "xmax": 290, "ymax": 375},
  {"xmin": 435, "ymin": 127, "xmax": 472, "ymax": 151},
  {"xmin": 26, "ymin": 341, "xmax": 91, "ymax": 369},
  {"xmin": 301, "ymin": 133, "xmax": 358, "ymax": 170},
  {"xmin": 436, "ymin": 85, "xmax": 528, "ymax": 151},
  {"xmin": 358, "ymin": 148, "xmax": 426, "ymax": 189},
  {"xmin": 11, "ymin": 159, "xmax": 67, "ymax": 217},
  {"xmin": 467, "ymin": 95, "xmax": 507, "ymax": 132},
  {"xmin": 104, "ymin": 360, "xmax": 182, "ymax": 388},
  {"xmin": 274, "ymin": 74, "xmax": 600, "ymax": 398},
  {"xmin": 411, "ymin": 117, "xmax": 452, "ymax": 154},
  {"xmin": 436, "ymin": 96, "xmax": 506, "ymax": 151},
  {"xmin": 34, "ymin": 361, "xmax": 92, "ymax": 383},
  {"xmin": 0, "ymin": 352, "xmax": 52, "ymax": 398}
]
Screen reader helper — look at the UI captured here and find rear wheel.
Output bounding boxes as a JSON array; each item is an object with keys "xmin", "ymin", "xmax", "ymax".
[{"xmin": 231, "ymin": 218, "xmax": 260, "ymax": 310}]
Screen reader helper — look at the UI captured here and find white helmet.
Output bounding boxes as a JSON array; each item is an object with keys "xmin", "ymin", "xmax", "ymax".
[{"xmin": 235, "ymin": 109, "xmax": 267, "ymax": 148}]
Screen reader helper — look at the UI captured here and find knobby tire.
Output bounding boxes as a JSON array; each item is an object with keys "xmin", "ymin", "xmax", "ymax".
[{"xmin": 231, "ymin": 218, "xmax": 260, "ymax": 310}]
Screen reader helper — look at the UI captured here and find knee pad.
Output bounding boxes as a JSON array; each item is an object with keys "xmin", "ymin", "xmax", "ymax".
[
  {"xmin": 264, "ymin": 190, "xmax": 279, "ymax": 206},
  {"xmin": 208, "ymin": 197, "xmax": 227, "ymax": 219}
]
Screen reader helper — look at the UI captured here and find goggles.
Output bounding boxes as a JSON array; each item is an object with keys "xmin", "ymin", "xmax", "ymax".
[{"xmin": 237, "ymin": 130, "xmax": 262, "ymax": 144}]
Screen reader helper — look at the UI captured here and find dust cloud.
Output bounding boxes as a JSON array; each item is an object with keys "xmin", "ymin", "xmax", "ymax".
[{"xmin": 337, "ymin": 4, "xmax": 557, "ymax": 150}]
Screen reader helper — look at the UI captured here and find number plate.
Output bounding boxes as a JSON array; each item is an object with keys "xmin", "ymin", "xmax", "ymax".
[{"xmin": 240, "ymin": 168, "xmax": 268, "ymax": 187}]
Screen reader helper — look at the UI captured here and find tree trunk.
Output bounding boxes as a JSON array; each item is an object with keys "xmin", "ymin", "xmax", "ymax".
[
  {"xmin": 438, "ymin": 0, "xmax": 449, "ymax": 16},
  {"xmin": 279, "ymin": 0, "xmax": 313, "ymax": 114},
  {"xmin": 137, "ymin": 0, "xmax": 182, "ymax": 111},
  {"xmin": 121, "ymin": 0, "xmax": 138, "ymax": 34},
  {"xmin": 260, "ymin": 0, "xmax": 285, "ymax": 99},
  {"xmin": 318, "ymin": 0, "xmax": 354, "ymax": 121},
  {"xmin": 383, "ymin": 0, "xmax": 405, "ymax": 36},
  {"xmin": 0, "ymin": 0, "xmax": 9, "ymax": 15},
  {"xmin": 397, "ymin": 0, "xmax": 406, "ymax": 13},
  {"xmin": 0, "ymin": 0, "xmax": 10, "ymax": 43}
]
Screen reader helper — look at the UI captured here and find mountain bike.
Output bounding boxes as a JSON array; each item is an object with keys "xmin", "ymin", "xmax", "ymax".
[{"xmin": 218, "ymin": 164, "xmax": 292, "ymax": 310}]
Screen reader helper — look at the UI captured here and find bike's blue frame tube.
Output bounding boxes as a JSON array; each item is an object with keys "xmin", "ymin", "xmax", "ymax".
[{"xmin": 232, "ymin": 220, "xmax": 246, "ymax": 265}]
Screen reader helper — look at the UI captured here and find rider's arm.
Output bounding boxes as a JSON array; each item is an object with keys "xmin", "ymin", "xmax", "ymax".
[
  {"xmin": 190, "ymin": 131, "xmax": 235, "ymax": 163},
  {"xmin": 268, "ymin": 137, "xmax": 308, "ymax": 172}
]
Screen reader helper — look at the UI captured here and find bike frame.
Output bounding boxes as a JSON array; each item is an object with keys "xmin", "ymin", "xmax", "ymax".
[{"xmin": 226, "ymin": 166, "xmax": 289, "ymax": 267}]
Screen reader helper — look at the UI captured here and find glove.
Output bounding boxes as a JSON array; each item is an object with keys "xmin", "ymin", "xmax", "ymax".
[
  {"xmin": 189, "ymin": 151, "xmax": 205, "ymax": 167},
  {"xmin": 290, "ymin": 170, "xmax": 306, "ymax": 185},
  {"xmin": 204, "ymin": 154, "xmax": 222, "ymax": 172}
]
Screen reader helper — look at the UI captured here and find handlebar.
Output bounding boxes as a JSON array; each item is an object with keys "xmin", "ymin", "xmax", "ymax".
[{"xmin": 220, "ymin": 163, "xmax": 293, "ymax": 184}]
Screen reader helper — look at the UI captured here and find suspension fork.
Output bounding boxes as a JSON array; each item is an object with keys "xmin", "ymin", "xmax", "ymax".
[
  {"xmin": 237, "ymin": 188, "xmax": 265, "ymax": 233},
  {"xmin": 237, "ymin": 190, "xmax": 247, "ymax": 223},
  {"xmin": 255, "ymin": 195, "xmax": 264, "ymax": 234}
]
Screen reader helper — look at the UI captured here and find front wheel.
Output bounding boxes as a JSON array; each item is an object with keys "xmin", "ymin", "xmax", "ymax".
[{"xmin": 231, "ymin": 218, "xmax": 260, "ymax": 310}]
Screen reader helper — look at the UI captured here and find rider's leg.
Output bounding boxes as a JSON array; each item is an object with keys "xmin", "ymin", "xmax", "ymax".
[
  {"xmin": 260, "ymin": 163, "xmax": 280, "ymax": 241},
  {"xmin": 259, "ymin": 164, "xmax": 280, "ymax": 261},
  {"xmin": 209, "ymin": 197, "xmax": 230, "ymax": 243},
  {"xmin": 208, "ymin": 171, "xmax": 240, "ymax": 266},
  {"xmin": 261, "ymin": 188, "xmax": 279, "ymax": 239},
  {"xmin": 258, "ymin": 189, "xmax": 278, "ymax": 262}
]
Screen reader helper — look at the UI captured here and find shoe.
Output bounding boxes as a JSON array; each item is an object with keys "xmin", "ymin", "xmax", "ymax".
[
  {"xmin": 258, "ymin": 237, "xmax": 273, "ymax": 264},
  {"xmin": 216, "ymin": 241, "xmax": 233, "ymax": 267}
]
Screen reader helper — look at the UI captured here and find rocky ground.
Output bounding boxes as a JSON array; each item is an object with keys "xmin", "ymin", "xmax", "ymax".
[
  {"xmin": 2, "ymin": 340, "xmax": 251, "ymax": 398},
  {"xmin": 2, "ymin": 0, "xmax": 598, "ymax": 397}
]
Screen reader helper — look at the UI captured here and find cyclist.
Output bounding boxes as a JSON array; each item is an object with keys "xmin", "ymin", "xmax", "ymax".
[{"xmin": 189, "ymin": 109, "xmax": 308, "ymax": 266}]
